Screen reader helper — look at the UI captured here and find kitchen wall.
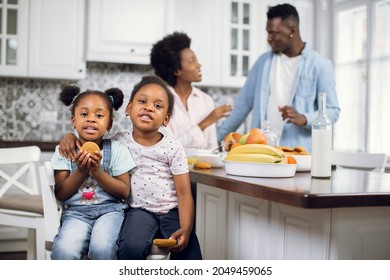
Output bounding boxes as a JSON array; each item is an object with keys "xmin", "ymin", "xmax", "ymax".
[{"xmin": 0, "ymin": 62, "xmax": 246, "ymax": 143}]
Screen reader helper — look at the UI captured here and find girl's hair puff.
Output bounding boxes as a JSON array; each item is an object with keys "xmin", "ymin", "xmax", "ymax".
[
  {"xmin": 129, "ymin": 75, "xmax": 174, "ymax": 116},
  {"xmin": 59, "ymin": 85, "xmax": 125, "ymax": 118}
]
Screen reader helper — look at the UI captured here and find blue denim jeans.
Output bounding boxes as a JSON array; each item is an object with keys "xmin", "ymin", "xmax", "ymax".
[
  {"xmin": 117, "ymin": 207, "xmax": 202, "ymax": 260},
  {"xmin": 51, "ymin": 202, "xmax": 126, "ymax": 260}
]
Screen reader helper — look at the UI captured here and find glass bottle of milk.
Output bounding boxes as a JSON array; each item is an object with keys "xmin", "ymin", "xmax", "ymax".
[{"xmin": 311, "ymin": 92, "xmax": 332, "ymax": 178}]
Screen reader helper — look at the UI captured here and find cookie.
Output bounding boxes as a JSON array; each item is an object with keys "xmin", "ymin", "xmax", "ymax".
[
  {"xmin": 281, "ymin": 146, "xmax": 294, "ymax": 152},
  {"xmin": 193, "ymin": 162, "xmax": 212, "ymax": 169},
  {"xmin": 81, "ymin": 142, "xmax": 100, "ymax": 154},
  {"xmin": 153, "ymin": 238, "xmax": 177, "ymax": 248},
  {"xmin": 294, "ymin": 146, "xmax": 309, "ymax": 155}
]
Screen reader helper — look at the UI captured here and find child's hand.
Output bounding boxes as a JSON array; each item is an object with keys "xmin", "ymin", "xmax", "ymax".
[
  {"xmin": 88, "ymin": 152, "xmax": 103, "ymax": 177},
  {"xmin": 169, "ymin": 228, "xmax": 190, "ymax": 252},
  {"xmin": 73, "ymin": 150, "xmax": 93, "ymax": 174},
  {"xmin": 59, "ymin": 133, "xmax": 81, "ymax": 160}
]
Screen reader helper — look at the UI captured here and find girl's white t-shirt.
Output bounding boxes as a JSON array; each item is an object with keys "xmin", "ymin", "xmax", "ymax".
[{"xmin": 112, "ymin": 130, "xmax": 188, "ymax": 215}]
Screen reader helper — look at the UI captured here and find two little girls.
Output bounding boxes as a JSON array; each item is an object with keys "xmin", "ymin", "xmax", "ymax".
[{"xmin": 57, "ymin": 76, "xmax": 202, "ymax": 260}]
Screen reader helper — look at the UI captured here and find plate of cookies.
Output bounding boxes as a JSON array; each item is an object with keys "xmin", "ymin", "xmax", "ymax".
[{"xmin": 276, "ymin": 146, "xmax": 311, "ymax": 172}]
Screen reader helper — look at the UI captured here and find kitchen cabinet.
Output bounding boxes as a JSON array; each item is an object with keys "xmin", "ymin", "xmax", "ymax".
[
  {"xmin": 330, "ymin": 207, "xmax": 390, "ymax": 259},
  {"xmin": 173, "ymin": 0, "xmax": 262, "ymax": 88},
  {"xmin": 0, "ymin": 0, "xmax": 29, "ymax": 77},
  {"xmin": 0, "ymin": 0, "xmax": 86, "ymax": 79},
  {"xmin": 195, "ymin": 184, "xmax": 228, "ymax": 259},
  {"xmin": 268, "ymin": 202, "xmax": 331, "ymax": 259},
  {"xmin": 86, "ymin": 0, "xmax": 175, "ymax": 65},
  {"xmin": 196, "ymin": 184, "xmax": 331, "ymax": 259},
  {"xmin": 28, "ymin": 0, "xmax": 86, "ymax": 79},
  {"xmin": 193, "ymin": 168, "xmax": 390, "ymax": 260},
  {"xmin": 86, "ymin": 0, "xmax": 263, "ymax": 87},
  {"xmin": 227, "ymin": 192, "xmax": 268, "ymax": 259},
  {"xmin": 174, "ymin": 0, "xmax": 317, "ymax": 87}
]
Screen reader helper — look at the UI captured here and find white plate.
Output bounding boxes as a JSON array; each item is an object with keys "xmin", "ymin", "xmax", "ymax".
[
  {"xmin": 196, "ymin": 153, "xmax": 225, "ymax": 168},
  {"xmin": 224, "ymin": 160, "xmax": 297, "ymax": 177},
  {"xmin": 290, "ymin": 155, "xmax": 311, "ymax": 172}
]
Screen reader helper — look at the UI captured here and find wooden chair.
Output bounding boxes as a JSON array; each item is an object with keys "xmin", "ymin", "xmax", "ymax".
[
  {"xmin": 331, "ymin": 150, "xmax": 388, "ymax": 173},
  {"xmin": 0, "ymin": 146, "xmax": 45, "ymax": 259},
  {"xmin": 39, "ymin": 161, "xmax": 169, "ymax": 260}
]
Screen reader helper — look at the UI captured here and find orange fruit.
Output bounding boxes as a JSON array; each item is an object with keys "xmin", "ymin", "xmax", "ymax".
[
  {"xmin": 223, "ymin": 132, "xmax": 243, "ymax": 143},
  {"xmin": 246, "ymin": 130, "xmax": 268, "ymax": 144},
  {"xmin": 230, "ymin": 143, "xmax": 242, "ymax": 150},
  {"xmin": 286, "ymin": 156, "xmax": 297, "ymax": 164}
]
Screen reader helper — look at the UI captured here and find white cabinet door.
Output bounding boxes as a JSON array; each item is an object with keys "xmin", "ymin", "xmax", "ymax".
[
  {"xmin": 227, "ymin": 192, "xmax": 268, "ymax": 259},
  {"xmin": 0, "ymin": 0, "xmax": 29, "ymax": 77},
  {"xmin": 269, "ymin": 203, "xmax": 331, "ymax": 260},
  {"xmin": 196, "ymin": 183, "xmax": 228, "ymax": 260},
  {"xmin": 173, "ymin": 0, "xmax": 223, "ymax": 87},
  {"xmin": 28, "ymin": 0, "xmax": 86, "ymax": 79},
  {"xmin": 173, "ymin": 0, "xmax": 262, "ymax": 88},
  {"xmin": 87, "ymin": 0, "xmax": 174, "ymax": 64},
  {"xmin": 330, "ymin": 207, "xmax": 390, "ymax": 260}
]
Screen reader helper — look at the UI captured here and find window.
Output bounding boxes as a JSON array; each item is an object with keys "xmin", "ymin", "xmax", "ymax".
[{"xmin": 333, "ymin": 0, "xmax": 390, "ymax": 155}]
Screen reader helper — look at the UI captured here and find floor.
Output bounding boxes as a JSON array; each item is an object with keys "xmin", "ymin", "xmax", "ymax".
[{"xmin": 0, "ymin": 251, "xmax": 27, "ymax": 260}]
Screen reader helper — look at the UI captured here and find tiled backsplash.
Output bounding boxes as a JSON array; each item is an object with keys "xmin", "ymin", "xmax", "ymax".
[{"xmin": 0, "ymin": 62, "xmax": 249, "ymax": 143}]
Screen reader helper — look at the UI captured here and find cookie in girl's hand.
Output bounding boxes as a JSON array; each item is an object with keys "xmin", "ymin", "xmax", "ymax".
[
  {"xmin": 81, "ymin": 142, "xmax": 100, "ymax": 155},
  {"xmin": 153, "ymin": 238, "xmax": 177, "ymax": 248}
]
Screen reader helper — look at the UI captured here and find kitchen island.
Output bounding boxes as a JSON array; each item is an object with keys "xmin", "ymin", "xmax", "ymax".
[{"xmin": 190, "ymin": 167, "xmax": 390, "ymax": 260}]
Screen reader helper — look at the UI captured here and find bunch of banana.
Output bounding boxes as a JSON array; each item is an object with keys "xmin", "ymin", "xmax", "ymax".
[{"xmin": 225, "ymin": 144, "xmax": 285, "ymax": 164}]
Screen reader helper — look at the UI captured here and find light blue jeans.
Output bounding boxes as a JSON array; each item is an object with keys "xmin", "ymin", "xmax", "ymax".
[{"xmin": 51, "ymin": 202, "xmax": 126, "ymax": 260}]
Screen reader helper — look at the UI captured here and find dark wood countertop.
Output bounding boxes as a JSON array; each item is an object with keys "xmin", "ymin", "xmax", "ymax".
[
  {"xmin": 189, "ymin": 167, "xmax": 390, "ymax": 209},
  {"xmin": 0, "ymin": 141, "xmax": 58, "ymax": 152}
]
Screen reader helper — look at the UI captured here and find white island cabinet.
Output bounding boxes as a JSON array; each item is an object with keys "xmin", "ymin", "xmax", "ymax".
[{"xmin": 193, "ymin": 168, "xmax": 390, "ymax": 260}]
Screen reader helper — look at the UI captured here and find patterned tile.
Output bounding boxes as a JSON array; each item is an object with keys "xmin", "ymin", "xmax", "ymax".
[{"xmin": 0, "ymin": 62, "xmax": 250, "ymax": 142}]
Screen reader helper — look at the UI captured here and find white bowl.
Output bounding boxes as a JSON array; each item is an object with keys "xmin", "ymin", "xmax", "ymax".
[
  {"xmin": 196, "ymin": 153, "xmax": 225, "ymax": 168},
  {"xmin": 224, "ymin": 160, "xmax": 297, "ymax": 177},
  {"xmin": 185, "ymin": 148, "xmax": 198, "ymax": 157},
  {"xmin": 290, "ymin": 155, "xmax": 311, "ymax": 172}
]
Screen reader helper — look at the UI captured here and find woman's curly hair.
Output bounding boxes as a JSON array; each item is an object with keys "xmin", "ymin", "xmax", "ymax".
[{"xmin": 150, "ymin": 32, "xmax": 191, "ymax": 87}]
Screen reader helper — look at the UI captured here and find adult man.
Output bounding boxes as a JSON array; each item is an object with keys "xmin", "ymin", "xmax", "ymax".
[{"xmin": 217, "ymin": 3, "xmax": 340, "ymax": 152}]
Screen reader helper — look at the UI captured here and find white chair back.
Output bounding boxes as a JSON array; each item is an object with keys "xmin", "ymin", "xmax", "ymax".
[
  {"xmin": 0, "ymin": 146, "xmax": 41, "ymax": 197},
  {"xmin": 0, "ymin": 145, "xmax": 45, "ymax": 260},
  {"xmin": 38, "ymin": 161, "xmax": 61, "ymax": 258},
  {"xmin": 331, "ymin": 150, "xmax": 388, "ymax": 172}
]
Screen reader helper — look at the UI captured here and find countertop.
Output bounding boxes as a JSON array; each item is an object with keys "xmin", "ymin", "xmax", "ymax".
[
  {"xmin": 0, "ymin": 141, "xmax": 58, "ymax": 152},
  {"xmin": 189, "ymin": 167, "xmax": 390, "ymax": 209}
]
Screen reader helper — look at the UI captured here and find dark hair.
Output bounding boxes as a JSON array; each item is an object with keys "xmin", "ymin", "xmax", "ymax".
[
  {"xmin": 150, "ymin": 32, "xmax": 191, "ymax": 87},
  {"xmin": 130, "ymin": 76, "xmax": 174, "ymax": 116},
  {"xmin": 267, "ymin": 3, "xmax": 299, "ymax": 25},
  {"xmin": 59, "ymin": 85, "xmax": 124, "ymax": 119}
]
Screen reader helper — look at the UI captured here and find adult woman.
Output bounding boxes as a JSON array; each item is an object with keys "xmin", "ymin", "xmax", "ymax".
[{"xmin": 150, "ymin": 32, "xmax": 232, "ymax": 151}]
